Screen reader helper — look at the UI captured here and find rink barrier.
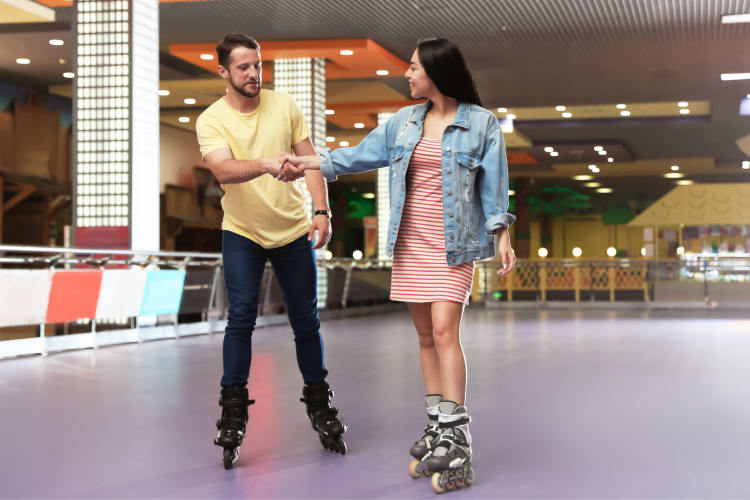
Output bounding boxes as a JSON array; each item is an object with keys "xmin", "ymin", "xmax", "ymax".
[
  {"xmin": 3, "ymin": 245, "xmax": 744, "ymax": 359},
  {"xmin": 0, "ymin": 246, "xmax": 391, "ymax": 359},
  {"xmin": 473, "ymin": 256, "xmax": 750, "ymax": 305}
]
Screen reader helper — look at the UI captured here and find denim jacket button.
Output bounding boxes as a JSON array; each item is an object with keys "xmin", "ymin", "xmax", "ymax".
[
  {"xmin": 446, "ymin": 146, "xmax": 452, "ymax": 152},
  {"xmin": 447, "ymin": 168, "xmax": 452, "ymax": 174},
  {"xmin": 449, "ymin": 234, "xmax": 455, "ymax": 240},
  {"xmin": 447, "ymin": 189, "xmax": 452, "ymax": 195},
  {"xmin": 449, "ymin": 211, "xmax": 454, "ymax": 217}
]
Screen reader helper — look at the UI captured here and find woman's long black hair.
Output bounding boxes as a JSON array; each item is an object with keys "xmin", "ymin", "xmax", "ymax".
[{"xmin": 416, "ymin": 38, "xmax": 482, "ymax": 106}]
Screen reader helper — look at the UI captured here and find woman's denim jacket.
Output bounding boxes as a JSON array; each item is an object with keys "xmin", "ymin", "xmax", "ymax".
[{"xmin": 319, "ymin": 102, "xmax": 516, "ymax": 266}]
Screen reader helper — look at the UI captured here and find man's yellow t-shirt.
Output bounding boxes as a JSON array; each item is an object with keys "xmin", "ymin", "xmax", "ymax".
[{"xmin": 195, "ymin": 90, "xmax": 310, "ymax": 248}]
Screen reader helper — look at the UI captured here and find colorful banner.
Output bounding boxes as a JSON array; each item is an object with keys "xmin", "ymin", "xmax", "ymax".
[
  {"xmin": 139, "ymin": 270, "xmax": 186, "ymax": 316},
  {"xmin": 95, "ymin": 269, "xmax": 147, "ymax": 319},
  {"xmin": 46, "ymin": 270, "xmax": 103, "ymax": 323},
  {"xmin": 0, "ymin": 270, "xmax": 52, "ymax": 327}
]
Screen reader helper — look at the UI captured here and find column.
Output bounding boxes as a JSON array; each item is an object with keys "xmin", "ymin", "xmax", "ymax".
[
  {"xmin": 273, "ymin": 57, "xmax": 328, "ymax": 305},
  {"xmin": 273, "ymin": 57, "xmax": 326, "ymax": 218},
  {"xmin": 72, "ymin": 0, "xmax": 159, "ymax": 251}
]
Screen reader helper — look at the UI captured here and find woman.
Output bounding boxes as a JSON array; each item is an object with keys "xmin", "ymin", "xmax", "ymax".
[{"xmin": 286, "ymin": 38, "xmax": 516, "ymax": 492}]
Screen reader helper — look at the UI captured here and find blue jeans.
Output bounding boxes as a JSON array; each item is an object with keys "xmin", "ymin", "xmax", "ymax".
[{"xmin": 220, "ymin": 230, "xmax": 328, "ymax": 387}]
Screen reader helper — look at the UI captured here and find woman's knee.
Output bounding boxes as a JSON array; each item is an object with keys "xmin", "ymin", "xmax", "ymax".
[
  {"xmin": 416, "ymin": 328, "xmax": 435, "ymax": 348},
  {"xmin": 431, "ymin": 322, "xmax": 459, "ymax": 348}
]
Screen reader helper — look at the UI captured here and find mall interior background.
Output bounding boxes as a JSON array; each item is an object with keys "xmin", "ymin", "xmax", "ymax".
[{"xmin": 1, "ymin": 0, "xmax": 750, "ymax": 339}]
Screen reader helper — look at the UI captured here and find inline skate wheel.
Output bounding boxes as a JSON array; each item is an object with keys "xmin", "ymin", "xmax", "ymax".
[
  {"xmin": 409, "ymin": 458, "xmax": 422, "ymax": 479},
  {"xmin": 465, "ymin": 467, "xmax": 474, "ymax": 486},
  {"xmin": 223, "ymin": 448, "xmax": 239, "ymax": 470},
  {"xmin": 431, "ymin": 472, "xmax": 445, "ymax": 494}
]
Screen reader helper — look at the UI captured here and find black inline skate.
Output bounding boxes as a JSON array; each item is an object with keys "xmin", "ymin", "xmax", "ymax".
[
  {"xmin": 423, "ymin": 402, "xmax": 475, "ymax": 494},
  {"xmin": 409, "ymin": 394, "xmax": 442, "ymax": 479},
  {"xmin": 300, "ymin": 381, "xmax": 348, "ymax": 454},
  {"xmin": 214, "ymin": 385, "xmax": 254, "ymax": 470}
]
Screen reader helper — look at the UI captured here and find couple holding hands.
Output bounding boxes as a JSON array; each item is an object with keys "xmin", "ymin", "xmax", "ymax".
[{"xmin": 196, "ymin": 33, "xmax": 515, "ymax": 491}]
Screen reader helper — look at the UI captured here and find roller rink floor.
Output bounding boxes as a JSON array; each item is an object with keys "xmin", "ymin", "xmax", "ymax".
[{"xmin": 2, "ymin": 307, "xmax": 750, "ymax": 499}]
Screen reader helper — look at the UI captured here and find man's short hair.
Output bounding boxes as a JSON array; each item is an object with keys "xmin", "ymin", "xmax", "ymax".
[{"xmin": 217, "ymin": 33, "xmax": 260, "ymax": 68}]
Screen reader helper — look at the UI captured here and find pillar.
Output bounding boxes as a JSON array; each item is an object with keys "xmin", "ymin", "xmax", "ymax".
[{"xmin": 73, "ymin": 0, "xmax": 159, "ymax": 250}]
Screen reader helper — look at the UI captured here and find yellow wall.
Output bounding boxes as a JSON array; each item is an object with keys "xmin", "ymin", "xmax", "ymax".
[
  {"xmin": 536, "ymin": 217, "xmax": 649, "ymax": 258},
  {"xmin": 529, "ymin": 220, "xmax": 541, "ymax": 257},
  {"xmin": 552, "ymin": 217, "xmax": 564, "ymax": 258},
  {"xmin": 563, "ymin": 219, "xmax": 609, "ymax": 258}
]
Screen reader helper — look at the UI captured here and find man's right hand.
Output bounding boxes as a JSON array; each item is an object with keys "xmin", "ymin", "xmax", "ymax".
[{"xmin": 262, "ymin": 153, "xmax": 304, "ymax": 182}]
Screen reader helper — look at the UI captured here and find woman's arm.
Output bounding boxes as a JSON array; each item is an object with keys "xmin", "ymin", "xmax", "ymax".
[
  {"xmin": 288, "ymin": 113, "xmax": 400, "ymax": 182},
  {"xmin": 477, "ymin": 116, "xmax": 516, "ymax": 233}
]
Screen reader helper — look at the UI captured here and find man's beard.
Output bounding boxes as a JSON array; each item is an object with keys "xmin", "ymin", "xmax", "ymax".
[{"xmin": 229, "ymin": 73, "xmax": 261, "ymax": 98}]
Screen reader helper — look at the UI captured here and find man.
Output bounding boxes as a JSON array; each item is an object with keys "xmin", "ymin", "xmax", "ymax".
[{"xmin": 196, "ymin": 33, "xmax": 347, "ymax": 470}]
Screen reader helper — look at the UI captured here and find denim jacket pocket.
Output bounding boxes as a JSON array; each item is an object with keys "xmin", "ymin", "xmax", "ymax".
[
  {"xmin": 455, "ymin": 154, "xmax": 482, "ymax": 247},
  {"xmin": 456, "ymin": 153, "xmax": 480, "ymax": 186}
]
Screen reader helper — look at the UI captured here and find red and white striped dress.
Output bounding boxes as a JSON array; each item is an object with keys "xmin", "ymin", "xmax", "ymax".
[{"xmin": 390, "ymin": 137, "xmax": 474, "ymax": 305}]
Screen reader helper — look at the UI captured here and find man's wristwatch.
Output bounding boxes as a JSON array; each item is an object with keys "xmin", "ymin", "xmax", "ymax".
[{"xmin": 314, "ymin": 209, "xmax": 332, "ymax": 219}]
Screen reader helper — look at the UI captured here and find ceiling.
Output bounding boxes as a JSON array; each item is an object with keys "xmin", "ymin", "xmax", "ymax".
[{"xmin": 2, "ymin": 0, "xmax": 750, "ymax": 197}]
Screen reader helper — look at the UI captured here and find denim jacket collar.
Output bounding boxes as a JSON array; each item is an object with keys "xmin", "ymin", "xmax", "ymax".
[{"xmin": 407, "ymin": 101, "xmax": 472, "ymax": 130}]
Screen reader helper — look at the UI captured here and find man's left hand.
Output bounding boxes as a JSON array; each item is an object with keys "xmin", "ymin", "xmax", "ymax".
[{"xmin": 308, "ymin": 214, "xmax": 332, "ymax": 250}]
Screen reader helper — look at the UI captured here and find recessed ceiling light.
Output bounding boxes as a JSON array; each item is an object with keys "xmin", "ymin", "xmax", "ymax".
[
  {"xmin": 158, "ymin": 89, "xmax": 170, "ymax": 96},
  {"xmin": 721, "ymin": 13, "xmax": 750, "ymax": 24},
  {"xmin": 620, "ymin": 110, "xmax": 631, "ymax": 116},
  {"xmin": 671, "ymin": 165, "xmax": 680, "ymax": 171},
  {"xmin": 16, "ymin": 58, "xmax": 30, "ymax": 65},
  {"xmin": 63, "ymin": 72, "xmax": 74, "ymax": 79},
  {"xmin": 743, "ymin": 161, "xmax": 750, "ymax": 169},
  {"xmin": 326, "ymin": 136, "xmax": 335, "ymax": 142},
  {"xmin": 497, "ymin": 107, "xmax": 508, "ymax": 113},
  {"xmin": 598, "ymin": 150, "xmax": 608, "ymax": 156},
  {"xmin": 562, "ymin": 112, "xmax": 572, "ymax": 118},
  {"xmin": 325, "ymin": 109, "xmax": 335, "ymax": 115},
  {"xmin": 588, "ymin": 164, "xmax": 597, "ymax": 169},
  {"xmin": 178, "ymin": 116, "xmax": 190, "ymax": 123},
  {"xmin": 339, "ymin": 141, "xmax": 350, "ymax": 147},
  {"xmin": 607, "ymin": 157, "xmax": 614, "ymax": 163},
  {"xmin": 596, "ymin": 188, "xmax": 613, "ymax": 193},
  {"xmin": 616, "ymin": 104, "xmax": 627, "ymax": 109},
  {"xmin": 200, "ymin": 53, "xmax": 214, "ymax": 60},
  {"xmin": 184, "ymin": 98, "xmax": 196, "ymax": 105},
  {"xmin": 676, "ymin": 180, "xmax": 694, "ymax": 185},
  {"xmin": 555, "ymin": 105, "xmax": 566, "ymax": 111},
  {"xmin": 376, "ymin": 69, "xmax": 389, "ymax": 76},
  {"xmin": 583, "ymin": 182, "xmax": 601, "ymax": 188},
  {"xmin": 589, "ymin": 166, "xmax": 600, "ymax": 173},
  {"xmin": 573, "ymin": 175, "xmax": 593, "ymax": 181},
  {"xmin": 507, "ymin": 113, "xmax": 517, "ymax": 120},
  {"xmin": 679, "ymin": 108, "xmax": 690, "ymax": 114},
  {"xmin": 508, "ymin": 189, "xmax": 516, "ymax": 196},
  {"xmin": 550, "ymin": 151, "xmax": 559, "ymax": 157},
  {"xmin": 49, "ymin": 39, "xmax": 64, "ymax": 46},
  {"xmin": 664, "ymin": 172, "xmax": 684, "ymax": 178},
  {"xmin": 544, "ymin": 146, "xmax": 554, "ymax": 153},
  {"xmin": 677, "ymin": 101, "xmax": 689, "ymax": 107},
  {"xmin": 362, "ymin": 193, "xmax": 375, "ymax": 199},
  {"xmin": 340, "ymin": 50, "xmax": 354, "ymax": 56},
  {"xmin": 594, "ymin": 146, "xmax": 603, "ymax": 151},
  {"xmin": 58, "ymin": 58, "xmax": 66, "ymax": 65},
  {"xmin": 721, "ymin": 73, "xmax": 750, "ymax": 81},
  {"xmin": 354, "ymin": 122, "xmax": 365, "ymax": 129}
]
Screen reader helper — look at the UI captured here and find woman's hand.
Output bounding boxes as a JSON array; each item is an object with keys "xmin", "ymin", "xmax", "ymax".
[
  {"xmin": 286, "ymin": 154, "xmax": 321, "ymax": 171},
  {"xmin": 496, "ymin": 228, "xmax": 516, "ymax": 276}
]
